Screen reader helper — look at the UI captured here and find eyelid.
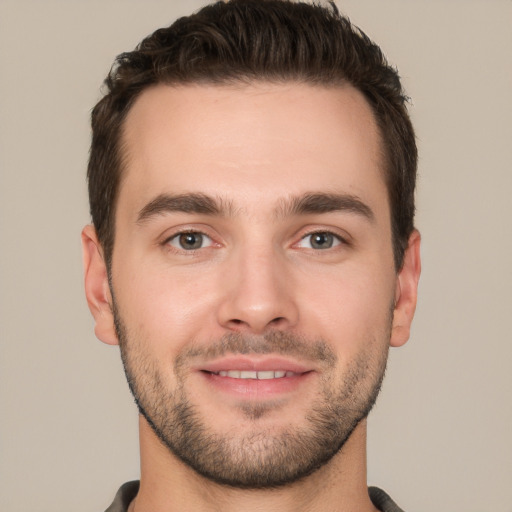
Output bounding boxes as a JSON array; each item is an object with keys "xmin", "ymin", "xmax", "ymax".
[
  {"xmin": 293, "ymin": 227, "xmax": 351, "ymax": 248},
  {"xmin": 168, "ymin": 231, "xmax": 213, "ymax": 250},
  {"xmin": 158, "ymin": 225, "xmax": 351, "ymax": 253},
  {"xmin": 160, "ymin": 226, "xmax": 221, "ymax": 253},
  {"xmin": 296, "ymin": 231, "xmax": 341, "ymax": 249}
]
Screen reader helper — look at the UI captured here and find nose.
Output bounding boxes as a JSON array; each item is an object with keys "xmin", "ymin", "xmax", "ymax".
[{"xmin": 216, "ymin": 244, "xmax": 299, "ymax": 334}]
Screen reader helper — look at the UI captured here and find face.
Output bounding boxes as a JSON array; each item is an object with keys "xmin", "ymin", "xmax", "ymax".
[{"xmin": 84, "ymin": 82, "xmax": 420, "ymax": 488}]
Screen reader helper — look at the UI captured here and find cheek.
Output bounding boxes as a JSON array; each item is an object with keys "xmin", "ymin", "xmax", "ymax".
[
  {"xmin": 113, "ymin": 262, "xmax": 222, "ymax": 354},
  {"xmin": 297, "ymin": 262, "xmax": 395, "ymax": 348}
]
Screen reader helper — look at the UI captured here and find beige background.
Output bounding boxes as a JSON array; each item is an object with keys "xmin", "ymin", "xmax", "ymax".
[{"xmin": 1, "ymin": 1, "xmax": 511, "ymax": 511}]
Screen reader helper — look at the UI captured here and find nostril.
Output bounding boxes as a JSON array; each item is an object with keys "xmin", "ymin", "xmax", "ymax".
[{"xmin": 227, "ymin": 317, "xmax": 285, "ymax": 331}]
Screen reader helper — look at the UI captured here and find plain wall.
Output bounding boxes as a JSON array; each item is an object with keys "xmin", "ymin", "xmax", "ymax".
[{"xmin": 0, "ymin": 1, "xmax": 511, "ymax": 511}]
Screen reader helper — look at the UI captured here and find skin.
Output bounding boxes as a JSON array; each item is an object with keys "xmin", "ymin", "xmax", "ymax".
[{"xmin": 83, "ymin": 82, "xmax": 421, "ymax": 512}]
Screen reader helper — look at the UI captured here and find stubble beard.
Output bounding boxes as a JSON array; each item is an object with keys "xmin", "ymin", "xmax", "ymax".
[{"xmin": 114, "ymin": 304, "xmax": 390, "ymax": 489}]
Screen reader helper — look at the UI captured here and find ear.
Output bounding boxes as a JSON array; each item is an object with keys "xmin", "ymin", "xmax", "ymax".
[
  {"xmin": 390, "ymin": 229, "xmax": 421, "ymax": 348},
  {"xmin": 81, "ymin": 225, "xmax": 119, "ymax": 345}
]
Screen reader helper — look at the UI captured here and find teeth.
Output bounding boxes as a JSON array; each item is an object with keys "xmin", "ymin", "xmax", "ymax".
[
  {"xmin": 216, "ymin": 370, "xmax": 296, "ymax": 379},
  {"xmin": 256, "ymin": 371, "xmax": 275, "ymax": 380}
]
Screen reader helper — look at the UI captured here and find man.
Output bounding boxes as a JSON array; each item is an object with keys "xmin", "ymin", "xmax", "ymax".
[{"xmin": 82, "ymin": 1, "xmax": 421, "ymax": 511}]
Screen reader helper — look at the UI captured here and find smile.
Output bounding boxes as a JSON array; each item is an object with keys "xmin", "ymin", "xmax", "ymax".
[
  {"xmin": 212, "ymin": 370, "xmax": 298, "ymax": 379},
  {"xmin": 198, "ymin": 363, "xmax": 314, "ymax": 398}
]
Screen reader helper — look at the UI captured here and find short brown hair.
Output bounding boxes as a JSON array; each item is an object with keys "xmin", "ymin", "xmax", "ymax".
[{"xmin": 88, "ymin": 0, "xmax": 417, "ymax": 270}]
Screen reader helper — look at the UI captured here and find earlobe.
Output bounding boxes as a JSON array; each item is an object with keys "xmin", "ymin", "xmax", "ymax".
[
  {"xmin": 81, "ymin": 225, "xmax": 119, "ymax": 346},
  {"xmin": 390, "ymin": 229, "xmax": 421, "ymax": 348}
]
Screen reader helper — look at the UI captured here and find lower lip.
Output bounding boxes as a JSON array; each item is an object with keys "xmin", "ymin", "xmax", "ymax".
[{"xmin": 200, "ymin": 371, "xmax": 313, "ymax": 398}]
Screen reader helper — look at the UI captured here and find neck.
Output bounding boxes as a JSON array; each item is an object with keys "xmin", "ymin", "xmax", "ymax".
[{"xmin": 130, "ymin": 416, "xmax": 378, "ymax": 512}]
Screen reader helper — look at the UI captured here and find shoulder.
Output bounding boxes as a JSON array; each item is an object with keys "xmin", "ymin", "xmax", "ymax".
[
  {"xmin": 104, "ymin": 481, "xmax": 140, "ymax": 512},
  {"xmin": 368, "ymin": 486, "xmax": 406, "ymax": 512}
]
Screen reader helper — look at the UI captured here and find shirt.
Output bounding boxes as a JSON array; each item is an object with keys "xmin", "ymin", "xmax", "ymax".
[{"xmin": 105, "ymin": 480, "xmax": 405, "ymax": 511}]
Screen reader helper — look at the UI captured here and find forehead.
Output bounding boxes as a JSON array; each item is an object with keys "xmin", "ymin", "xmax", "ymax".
[{"xmin": 118, "ymin": 82, "xmax": 387, "ymax": 219}]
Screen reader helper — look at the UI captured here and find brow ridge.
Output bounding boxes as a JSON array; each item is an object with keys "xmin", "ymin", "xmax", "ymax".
[
  {"xmin": 137, "ymin": 193, "xmax": 231, "ymax": 223},
  {"xmin": 275, "ymin": 192, "xmax": 374, "ymax": 221},
  {"xmin": 136, "ymin": 191, "xmax": 374, "ymax": 224}
]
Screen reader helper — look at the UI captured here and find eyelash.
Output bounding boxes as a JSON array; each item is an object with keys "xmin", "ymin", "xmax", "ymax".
[
  {"xmin": 162, "ymin": 228, "xmax": 349, "ymax": 254},
  {"xmin": 295, "ymin": 230, "xmax": 348, "ymax": 250},
  {"xmin": 163, "ymin": 230, "xmax": 215, "ymax": 252}
]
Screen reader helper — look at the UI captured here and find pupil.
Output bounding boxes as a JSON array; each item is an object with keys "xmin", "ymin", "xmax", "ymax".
[
  {"xmin": 312, "ymin": 233, "xmax": 332, "ymax": 249},
  {"xmin": 179, "ymin": 233, "xmax": 202, "ymax": 249}
]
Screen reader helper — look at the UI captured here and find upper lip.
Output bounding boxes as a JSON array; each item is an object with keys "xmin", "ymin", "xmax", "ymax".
[{"xmin": 196, "ymin": 356, "xmax": 313, "ymax": 374}]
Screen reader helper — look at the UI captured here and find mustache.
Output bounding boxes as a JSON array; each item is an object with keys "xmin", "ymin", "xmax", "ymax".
[{"xmin": 176, "ymin": 331, "xmax": 337, "ymax": 369}]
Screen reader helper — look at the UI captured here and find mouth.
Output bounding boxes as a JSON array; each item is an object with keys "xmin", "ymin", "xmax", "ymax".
[
  {"xmin": 207, "ymin": 370, "xmax": 300, "ymax": 380},
  {"xmin": 196, "ymin": 356, "xmax": 314, "ymax": 398}
]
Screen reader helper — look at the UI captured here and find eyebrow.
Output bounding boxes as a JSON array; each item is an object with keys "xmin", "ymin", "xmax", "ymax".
[
  {"xmin": 136, "ymin": 191, "xmax": 374, "ymax": 224},
  {"xmin": 275, "ymin": 192, "xmax": 375, "ymax": 222},
  {"xmin": 137, "ymin": 193, "xmax": 234, "ymax": 223}
]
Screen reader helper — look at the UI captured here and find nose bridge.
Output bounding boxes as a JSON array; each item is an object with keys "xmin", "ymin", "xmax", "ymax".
[{"xmin": 217, "ymin": 236, "xmax": 298, "ymax": 333}]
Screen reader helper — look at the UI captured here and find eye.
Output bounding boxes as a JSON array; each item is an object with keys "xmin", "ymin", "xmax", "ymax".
[
  {"xmin": 167, "ymin": 232, "xmax": 213, "ymax": 251},
  {"xmin": 297, "ymin": 231, "xmax": 342, "ymax": 250}
]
